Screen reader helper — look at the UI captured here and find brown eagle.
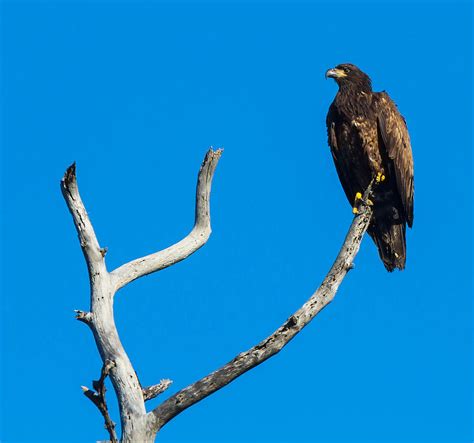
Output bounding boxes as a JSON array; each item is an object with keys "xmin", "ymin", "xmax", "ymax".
[{"xmin": 325, "ymin": 63, "xmax": 414, "ymax": 271}]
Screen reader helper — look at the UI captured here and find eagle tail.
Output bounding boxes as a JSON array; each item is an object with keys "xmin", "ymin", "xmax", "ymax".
[{"xmin": 369, "ymin": 222, "xmax": 406, "ymax": 272}]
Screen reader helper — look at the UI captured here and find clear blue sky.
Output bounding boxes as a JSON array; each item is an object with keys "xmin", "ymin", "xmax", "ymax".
[{"xmin": 1, "ymin": 1, "xmax": 472, "ymax": 442}]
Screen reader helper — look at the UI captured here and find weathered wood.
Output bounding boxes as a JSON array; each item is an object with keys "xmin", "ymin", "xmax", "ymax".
[
  {"xmin": 61, "ymin": 163, "xmax": 149, "ymax": 442},
  {"xmin": 143, "ymin": 379, "xmax": 173, "ymax": 401},
  {"xmin": 63, "ymin": 149, "xmax": 374, "ymax": 442},
  {"xmin": 148, "ymin": 197, "xmax": 373, "ymax": 432},
  {"xmin": 81, "ymin": 360, "xmax": 118, "ymax": 443},
  {"xmin": 110, "ymin": 149, "xmax": 223, "ymax": 292},
  {"xmin": 61, "ymin": 149, "xmax": 222, "ymax": 442}
]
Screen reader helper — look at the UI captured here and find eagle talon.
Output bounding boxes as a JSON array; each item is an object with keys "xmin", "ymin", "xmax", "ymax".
[
  {"xmin": 376, "ymin": 172, "xmax": 386, "ymax": 183},
  {"xmin": 352, "ymin": 192, "xmax": 365, "ymax": 215},
  {"xmin": 353, "ymin": 192, "xmax": 363, "ymax": 206}
]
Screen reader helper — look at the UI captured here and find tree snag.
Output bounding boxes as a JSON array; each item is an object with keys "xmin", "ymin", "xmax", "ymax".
[
  {"xmin": 81, "ymin": 360, "xmax": 118, "ymax": 443},
  {"xmin": 61, "ymin": 149, "xmax": 373, "ymax": 441}
]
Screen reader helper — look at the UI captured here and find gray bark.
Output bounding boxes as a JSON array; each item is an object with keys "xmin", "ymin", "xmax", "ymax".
[
  {"xmin": 61, "ymin": 149, "xmax": 373, "ymax": 442},
  {"xmin": 148, "ymin": 200, "xmax": 372, "ymax": 432},
  {"xmin": 61, "ymin": 149, "xmax": 222, "ymax": 442}
]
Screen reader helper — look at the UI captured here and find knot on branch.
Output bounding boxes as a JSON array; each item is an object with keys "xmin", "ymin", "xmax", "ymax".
[
  {"xmin": 282, "ymin": 315, "xmax": 298, "ymax": 331},
  {"xmin": 74, "ymin": 310, "xmax": 93, "ymax": 325}
]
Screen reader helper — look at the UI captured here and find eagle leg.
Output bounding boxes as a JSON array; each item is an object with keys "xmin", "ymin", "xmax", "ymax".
[{"xmin": 376, "ymin": 172, "xmax": 386, "ymax": 183}]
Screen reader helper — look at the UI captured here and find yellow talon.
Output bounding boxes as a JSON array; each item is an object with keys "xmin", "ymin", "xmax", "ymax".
[
  {"xmin": 366, "ymin": 198, "xmax": 373, "ymax": 206},
  {"xmin": 376, "ymin": 172, "xmax": 386, "ymax": 183},
  {"xmin": 355, "ymin": 192, "xmax": 362, "ymax": 200},
  {"xmin": 352, "ymin": 207, "xmax": 359, "ymax": 214}
]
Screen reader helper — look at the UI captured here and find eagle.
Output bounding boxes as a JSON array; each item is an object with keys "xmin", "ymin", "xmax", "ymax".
[{"xmin": 325, "ymin": 63, "xmax": 414, "ymax": 271}]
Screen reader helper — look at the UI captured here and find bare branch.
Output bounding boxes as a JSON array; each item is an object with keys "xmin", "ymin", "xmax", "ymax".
[
  {"xmin": 64, "ymin": 147, "xmax": 376, "ymax": 440},
  {"xmin": 74, "ymin": 310, "xmax": 93, "ymax": 325},
  {"xmin": 62, "ymin": 163, "xmax": 149, "ymax": 441},
  {"xmin": 82, "ymin": 360, "xmax": 118, "ymax": 443},
  {"xmin": 63, "ymin": 151, "xmax": 223, "ymax": 442},
  {"xmin": 110, "ymin": 148, "xmax": 223, "ymax": 292},
  {"xmin": 149, "ymin": 202, "xmax": 373, "ymax": 432},
  {"xmin": 143, "ymin": 379, "xmax": 173, "ymax": 401},
  {"xmin": 60, "ymin": 163, "xmax": 106, "ymax": 277}
]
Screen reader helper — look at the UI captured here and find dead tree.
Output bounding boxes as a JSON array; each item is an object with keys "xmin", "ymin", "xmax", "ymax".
[{"xmin": 61, "ymin": 149, "xmax": 373, "ymax": 442}]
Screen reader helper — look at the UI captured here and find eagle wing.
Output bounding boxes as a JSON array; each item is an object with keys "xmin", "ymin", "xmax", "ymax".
[
  {"xmin": 326, "ymin": 105, "xmax": 357, "ymax": 205},
  {"xmin": 376, "ymin": 92, "xmax": 414, "ymax": 227}
]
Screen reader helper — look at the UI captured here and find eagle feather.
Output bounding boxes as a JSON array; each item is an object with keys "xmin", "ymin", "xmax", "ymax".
[{"xmin": 326, "ymin": 63, "xmax": 414, "ymax": 271}]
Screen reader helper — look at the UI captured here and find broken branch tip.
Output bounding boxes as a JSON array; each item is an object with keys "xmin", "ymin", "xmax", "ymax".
[{"xmin": 62, "ymin": 162, "xmax": 77, "ymax": 187}]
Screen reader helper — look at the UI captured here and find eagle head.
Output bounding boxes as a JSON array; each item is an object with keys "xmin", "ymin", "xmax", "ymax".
[{"xmin": 325, "ymin": 63, "xmax": 372, "ymax": 91}]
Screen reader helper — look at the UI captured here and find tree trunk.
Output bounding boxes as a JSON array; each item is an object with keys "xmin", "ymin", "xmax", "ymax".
[{"xmin": 61, "ymin": 149, "xmax": 374, "ymax": 441}]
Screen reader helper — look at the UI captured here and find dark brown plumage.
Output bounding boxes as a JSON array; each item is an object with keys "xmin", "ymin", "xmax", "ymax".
[{"xmin": 325, "ymin": 63, "xmax": 414, "ymax": 271}]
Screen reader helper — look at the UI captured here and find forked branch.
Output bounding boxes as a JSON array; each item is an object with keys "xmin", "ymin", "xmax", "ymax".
[
  {"xmin": 62, "ymin": 149, "xmax": 222, "ymax": 442},
  {"xmin": 110, "ymin": 149, "xmax": 223, "ymax": 292},
  {"xmin": 148, "ymin": 188, "xmax": 374, "ymax": 432},
  {"xmin": 63, "ymin": 148, "xmax": 375, "ymax": 441}
]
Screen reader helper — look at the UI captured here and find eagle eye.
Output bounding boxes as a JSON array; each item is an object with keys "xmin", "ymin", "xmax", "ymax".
[{"xmin": 342, "ymin": 66, "xmax": 350, "ymax": 73}]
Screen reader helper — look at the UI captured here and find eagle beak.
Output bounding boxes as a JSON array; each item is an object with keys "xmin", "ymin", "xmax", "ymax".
[{"xmin": 325, "ymin": 68, "xmax": 346, "ymax": 79}]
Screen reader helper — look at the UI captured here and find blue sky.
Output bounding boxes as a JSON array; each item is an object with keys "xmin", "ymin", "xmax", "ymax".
[{"xmin": 0, "ymin": 1, "xmax": 472, "ymax": 442}]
